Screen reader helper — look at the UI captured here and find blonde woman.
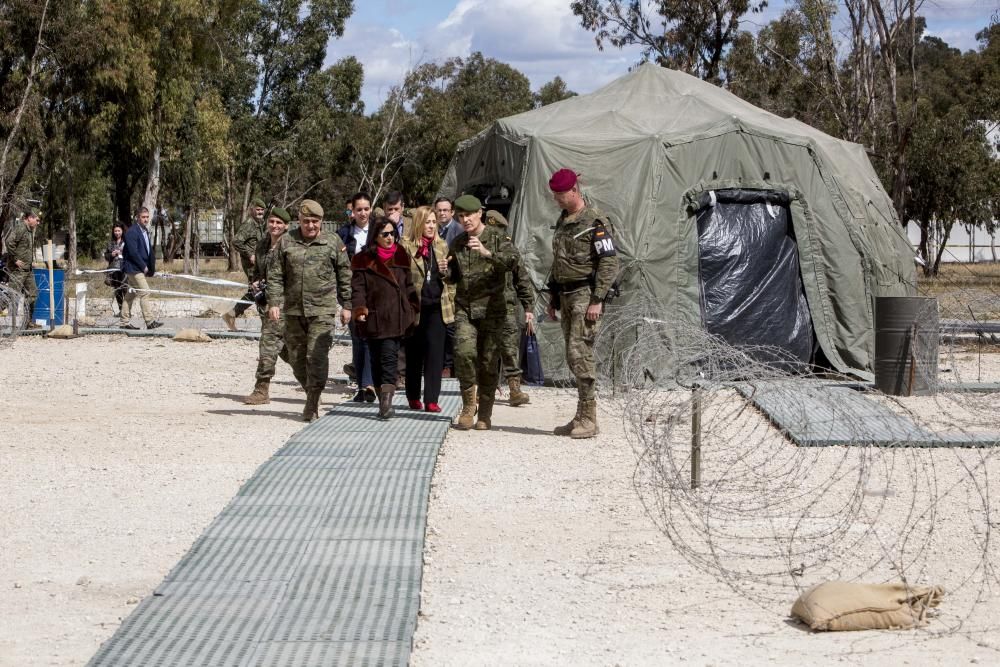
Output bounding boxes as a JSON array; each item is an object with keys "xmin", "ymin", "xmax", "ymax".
[{"xmin": 400, "ymin": 205, "xmax": 455, "ymax": 413}]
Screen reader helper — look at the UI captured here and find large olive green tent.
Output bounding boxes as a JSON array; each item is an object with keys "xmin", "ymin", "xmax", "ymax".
[{"xmin": 439, "ymin": 63, "xmax": 915, "ymax": 377}]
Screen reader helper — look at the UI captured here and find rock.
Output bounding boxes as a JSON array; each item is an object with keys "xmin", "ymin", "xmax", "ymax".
[{"xmin": 76, "ymin": 576, "xmax": 91, "ymax": 586}]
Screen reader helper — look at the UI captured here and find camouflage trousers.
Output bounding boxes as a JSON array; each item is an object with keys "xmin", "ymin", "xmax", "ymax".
[
  {"xmin": 453, "ymin": 310, "xmax": 504, "ymax": 398},
  {"xmin": 499, "ymin": 304, "xmax": 523, "ymax": 380},
  {"xmin": 7, "ymin": 268, "xmax": 37, "ymax": 303},
  {"xmin": 285, "ymin": 313, "xmax": 335, "ymax": 391},
  {"xmin": 560, "ymin": 288, "xmax": 599, "ymax": 401},
  {"xmin": 255, "ymin": 313, "xmax": 290, "ymax": 383}
]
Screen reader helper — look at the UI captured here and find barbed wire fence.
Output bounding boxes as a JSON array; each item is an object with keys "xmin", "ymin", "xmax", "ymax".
[
  {"xmin": 0, "ymin": 283, "xmax": 29, "ymax": 347},
  {"xmin": 538, "ymin": 294, "xmax": 1000, "ymax": 646}
]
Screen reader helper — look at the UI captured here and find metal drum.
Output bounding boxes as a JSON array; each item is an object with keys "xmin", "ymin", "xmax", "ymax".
[{"xmin": 874, "ymin": 296, "xmax": 939, "ymax": 396}]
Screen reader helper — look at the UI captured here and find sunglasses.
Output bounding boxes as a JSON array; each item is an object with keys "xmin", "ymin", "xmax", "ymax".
[{"xmin": 379, "ymin": 231, "xmax": 394, "ymax": 238}]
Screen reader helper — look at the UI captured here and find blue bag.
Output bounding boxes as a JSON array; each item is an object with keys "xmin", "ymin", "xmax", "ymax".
[{"xmin": 519, "ymin": 327, "xmax": 544, "ymax": 385}]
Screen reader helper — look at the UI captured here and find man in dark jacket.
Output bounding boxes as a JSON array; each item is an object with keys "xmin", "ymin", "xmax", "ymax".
[{"xmin": 119, "ymin": 207, "xmax": 163, "ymax": 330}]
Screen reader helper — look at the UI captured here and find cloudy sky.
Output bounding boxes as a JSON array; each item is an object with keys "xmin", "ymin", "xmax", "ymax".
[{"xmin": 324, "ymin": 0, "xmax": 999, "ymax": 112}]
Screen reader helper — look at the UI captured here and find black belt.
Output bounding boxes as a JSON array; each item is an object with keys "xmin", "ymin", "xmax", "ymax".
[{"xmin": 558, "ymin": 279, "xmax": 592, "ymax": 293}]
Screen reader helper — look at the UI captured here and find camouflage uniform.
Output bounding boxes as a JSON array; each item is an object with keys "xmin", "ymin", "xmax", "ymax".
[
  {"xmin": 446, "ymin": 223, "xmax": 520, "ymax": 428},
  {"xmin": 252, "ymin": 234, "xmax": 292, "ymax": 385},
  {"xmin": 484, "ymin": 211, "xmax": 536, "ymax": 405},
  {"xmin": 3, "ymin": 218, "xmax": 38, "ymax": 322},
  {"xmin": 549, "ymin": 205, "xmax": 619, "ymax": 435},
  {"xmin": 233, "ymin": 216, "xmax": 265, "ymax": 280},
  {"xmin": 266, "ymin": 226, "xmax": 351, "ymax": 411}
]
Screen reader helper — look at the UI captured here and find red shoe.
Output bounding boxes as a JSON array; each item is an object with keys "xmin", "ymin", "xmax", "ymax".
[
  {"xmin": 408, "ymin": 399, "xmax": 423, "ymax": 410},
  {"xmin": 425, "ymin": 403, "xmax": 442, "ymax": 413}
]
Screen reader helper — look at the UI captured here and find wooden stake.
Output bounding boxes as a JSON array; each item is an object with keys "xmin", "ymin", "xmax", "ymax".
[
  {"xmin": 46, "ymin": 239, "xmax": 54, "ymax": 329},
  {"xmin": 691, "ymin": 384, "xmax": 702, "ymax": 489}
]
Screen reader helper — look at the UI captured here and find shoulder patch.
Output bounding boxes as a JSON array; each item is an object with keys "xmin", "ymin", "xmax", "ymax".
[{"xmin": 591, "ymin": 220, "xmax": 617, "ymax": 258}]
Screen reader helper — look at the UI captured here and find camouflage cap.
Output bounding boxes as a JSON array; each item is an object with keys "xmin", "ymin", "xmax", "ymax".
[
  {"xmin": 299, "ymin": 199, "xmax": 323, "ymax": 219},
  {"xmin": 454, "ymin": 194, "xmax": 482, "ymax": 213},
  {"xmin": 269, "ymin": 206, "xmax": 291, "ymax": 224},
  {"xmin": 251, "ymin": 197, "xmax": 266, "ymax": 209},
  {"xmin": 485, "ymin": 209, "xmax": 508, "ymax": 228}
]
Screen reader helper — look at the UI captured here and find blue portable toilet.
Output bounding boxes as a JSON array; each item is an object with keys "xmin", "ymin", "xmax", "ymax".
[{"xmin": 32, "ymin": 268, "xmax": 64, "ymax": 325}]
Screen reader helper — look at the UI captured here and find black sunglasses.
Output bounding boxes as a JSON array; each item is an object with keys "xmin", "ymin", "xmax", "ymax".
[{"xmin": 379, "ymin": 231, "xmax": 394, "ymax": 238}]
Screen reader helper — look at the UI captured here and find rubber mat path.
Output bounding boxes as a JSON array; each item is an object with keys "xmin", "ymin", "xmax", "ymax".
[{"xmin": 88, "ymin": 380, "xmax": 461, "ymax": 667}]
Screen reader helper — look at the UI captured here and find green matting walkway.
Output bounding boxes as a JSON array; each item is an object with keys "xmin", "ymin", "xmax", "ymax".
[
  {"xmin": 88, "ymin": 380, "xmax": 460, "ymax": 667},
  {"xmin": 737, "ymin": 380, "xmax": 1000, "ymax": 447}
]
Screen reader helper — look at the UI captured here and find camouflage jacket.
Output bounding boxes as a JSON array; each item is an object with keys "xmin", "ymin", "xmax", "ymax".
[
  {"xmin": 445, "ymin": 224, "xmax": 519, "ymax": 320},
  {"xmin": 266, "ymin": 228, "xmax": 351, "ymax": 316},
  {"xmin": 3, "ymin": 219, "xmax": 36, "ymax": 271},
  {"xmin": 550, "ymin": 205, "xmax": 619, "ymax": 303},
  {"xmin": 233, "ymin": 216, "xmax": 265, "ymax": 266},
  {"xmin": 251, "ymin": 234, "xmax": 283, "ymax": 284}
]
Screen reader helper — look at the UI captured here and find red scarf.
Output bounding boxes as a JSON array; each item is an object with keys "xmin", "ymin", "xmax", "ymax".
[
  {"xmin": 417, "ymin": 235, "xmax": 434, "ymax": 258},
  {"xmin": 377, "ymin": 243, "xmax": 397, "ymax": 263}
]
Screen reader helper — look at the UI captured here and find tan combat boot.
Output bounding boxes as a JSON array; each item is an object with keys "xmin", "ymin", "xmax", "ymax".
[
  {"xmin": 302, "ymin": 389, "xmax": 321, "ymax": 422},
  {"xmin": 474, "ymin": 394, "xmax": 494, "ymax": 430},
  {"xmin": 243, "ymin": 380, "xmax": 270, "ymax": 405},
  {"xmin": 553, "ymin": 403, "xmax": 582, "ymax": 436},
  {"xmin": 570, "ymin": 399, "xmax": 599, "ymax": 439},
  {"xmin": 222, "ymin": 310, "xmax": 238, "ymax": 331},
  {"xmin": 455, "ymin": 386, "xmax": 477, "ymax": 430},
  {"xmin": 507, "ymin": 377, "xmax": 530, "ymax": 407}
]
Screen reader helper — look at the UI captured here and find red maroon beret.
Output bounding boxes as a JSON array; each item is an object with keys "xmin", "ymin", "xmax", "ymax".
[{"xmin": 548, "ymin": 168, "xmax": 577, "ymax": 193}]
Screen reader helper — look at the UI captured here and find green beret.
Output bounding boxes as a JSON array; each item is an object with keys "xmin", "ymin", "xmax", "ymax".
[
  {"xmin": 299, "ymin": 199, "xmax": 323, "ymax": 219},
  {"xmin": 454, "ymin": 194, "xmax": 482, "ymax": 213},
  {"xmin": 485, "ymin": 209, "xmax": 508, "ymax": 228},
  {"xmin": 251, "ymin": 197, "xmax": 266, "ymax": 209},
  {"xmin": 269, "ymin": 206, "xmax": 291, "ymax": 224}
]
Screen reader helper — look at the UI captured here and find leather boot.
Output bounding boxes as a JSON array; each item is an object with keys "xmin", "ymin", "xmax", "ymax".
[
  {"xmin": 553, "ymin": 403, "xmax": 582, "ymax": 436},
  {"xmin": 378, "ymin": 383, "xmax": 396, "ymax": 420},
  {"xmin": 507, "ymin": 377, "xmax": 530, "ymax": 407},
  {"xmin": 570, "ymin": 399, "xmax": 599, "ymax": 439},
  {"xmin": 455, "ymin": 386, "xmax": 477, "ymax": 430},
  {"xmin": 243, "ymin": 379, "xmax": 270, "ymax": 405},
  {"xmin": 474, "ymin": 393, "xmax": 494, "ymax": 430},
  {"xmin": 302, "ymin": 389, "xmax": 321, "ymax": 422}
]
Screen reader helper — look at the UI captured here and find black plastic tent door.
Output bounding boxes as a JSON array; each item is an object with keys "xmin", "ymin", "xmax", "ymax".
[{"xmin": 695, "ymin": 189, "xmax": 815, "ymax": 367}]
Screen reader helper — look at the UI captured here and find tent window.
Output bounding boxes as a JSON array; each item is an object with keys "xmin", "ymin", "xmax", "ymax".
[{"xmin": 695, "ymin": 189, "xmax": 816, "ymax": 367}]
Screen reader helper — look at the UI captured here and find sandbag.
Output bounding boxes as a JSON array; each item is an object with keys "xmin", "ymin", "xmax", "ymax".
[
  {"xmin": 172, "ymin": 328, "xmax": 212, "ymax": 343},
  {"xmin": 46, "ymin": 325, "xmax": 76, "ymax": 339},
  {"xmin": 791, "ymin": 581, "xmax": 943, "ymax": 631}
]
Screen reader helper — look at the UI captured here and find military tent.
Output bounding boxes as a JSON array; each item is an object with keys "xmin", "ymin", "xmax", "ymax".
[{"xmin": 439, "ymin": 63, "xmax": 915, "ymax": 377}]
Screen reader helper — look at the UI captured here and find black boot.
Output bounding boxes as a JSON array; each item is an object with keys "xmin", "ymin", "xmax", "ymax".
[{"xmin": 378, "ymin": 383, "xmax": 395, "ymax": 420}]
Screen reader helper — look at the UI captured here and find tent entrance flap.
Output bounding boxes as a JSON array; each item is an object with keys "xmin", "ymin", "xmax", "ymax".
[{"xmin": 695, "ymin": 189, "xmax": 815, "ymax": 367}]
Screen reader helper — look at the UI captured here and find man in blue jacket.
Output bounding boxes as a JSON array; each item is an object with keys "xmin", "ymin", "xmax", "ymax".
[{"xmin": 119, "ymin": 207, "xmax": 163, "ymax": 330}]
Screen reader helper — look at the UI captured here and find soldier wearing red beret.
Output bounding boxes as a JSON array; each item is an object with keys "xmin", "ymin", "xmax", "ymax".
[{"xmin": 545, "ymin": 170, "xmax": 619, "ymax": 439}]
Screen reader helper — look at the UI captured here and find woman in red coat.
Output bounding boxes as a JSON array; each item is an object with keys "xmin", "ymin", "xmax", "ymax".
[{"xmin": 351, "ymin": 216, "xmax": 420, "ymax": 419}]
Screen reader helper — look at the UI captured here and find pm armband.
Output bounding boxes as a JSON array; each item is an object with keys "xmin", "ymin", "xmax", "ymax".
[{"xmin": 592, "ymin": 223, "xmax": 617, "ymax": 258}]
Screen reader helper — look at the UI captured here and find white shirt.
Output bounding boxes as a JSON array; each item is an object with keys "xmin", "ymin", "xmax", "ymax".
[{"xmin": 352, "ymin": 224, "xmax": 368, "ymax": 253}]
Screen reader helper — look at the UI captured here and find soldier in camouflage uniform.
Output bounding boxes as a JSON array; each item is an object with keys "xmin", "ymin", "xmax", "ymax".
[
  {"xmin": 243, "ymin": 206, "xmax": 293, "ymax": 405},
  {"xmin": 484, "ymin": 210, "xmax": 535, "ymax": 406},
  {"xmin": 223, "ymin": 197, "xmax": 267, "ymax": 330},
  {"xmin": 266, "ymin": 200, "xmax": 352, "ymax": 422},
  {"xmin": 546, "ymin": 169, "xmax": 619, "ymax": 439},
  {"xmin": 2, "ymin": 210, "xmax": 41, "ymax": 328},
  {"xmin": 444, "ymin": 195, "xmax": 531, "ymax": 430}
]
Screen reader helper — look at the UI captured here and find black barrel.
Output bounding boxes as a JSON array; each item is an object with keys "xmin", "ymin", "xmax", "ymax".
[{"xmin": 874, "ymin": 296, "xmax": 939, "ymax": 396}]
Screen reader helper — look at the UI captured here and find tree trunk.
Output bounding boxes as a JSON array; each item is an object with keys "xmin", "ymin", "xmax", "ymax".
[
  {"xmin": 183, "ymin": 207, "xmax": 193, "ymax": 274},
  {"xmin": 113, "ymin": 159, "xmax": 133, "ymax": 227},
  {"xmin": 142, "ymin": 144, "xmax": 161, "ymax": 217},
  {"xmin": 193, "ymin": 207, "xmax": 200, "ymax": 275},
  {"xmin": 230, "ymin": 169, "xmax": 253, "ymax": 271},
  {"xmin": 66, "ymin": 168, "xmax": 77, "ymax": 272}
]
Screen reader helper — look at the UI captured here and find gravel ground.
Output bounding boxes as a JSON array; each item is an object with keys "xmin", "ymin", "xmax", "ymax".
[{"xmin": 3, "ymin": 333, "xmax": 1000, "ymax": 666}]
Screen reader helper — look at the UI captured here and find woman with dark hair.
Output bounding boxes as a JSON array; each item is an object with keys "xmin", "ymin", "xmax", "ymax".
[
  {"xmin": 104, "ymin": 223, "xmax": 128, "ymax": 314},
  {"xmin": 350, "ymin": 216, "xmax": 419, "ymax": 419},
  {"xmin": 401, "ymin": 205, "xmax": 453, "ymax": 413}
]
